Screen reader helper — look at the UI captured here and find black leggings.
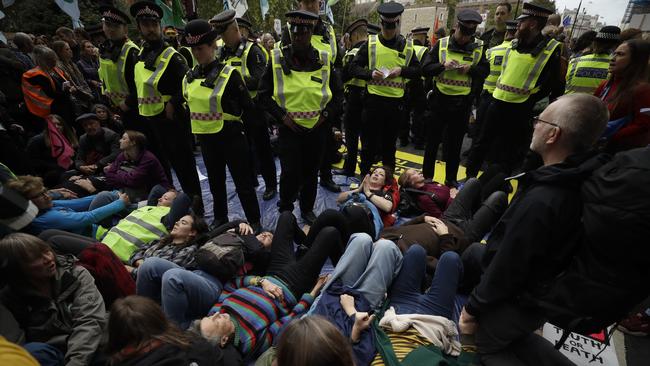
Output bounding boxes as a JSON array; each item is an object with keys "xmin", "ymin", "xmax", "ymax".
[{"xmin": 266, "ymin": 211, "xmax": 345, "ymax": 298}]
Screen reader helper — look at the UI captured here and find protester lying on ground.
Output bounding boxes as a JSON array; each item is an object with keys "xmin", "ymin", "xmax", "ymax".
[
  {"xmin": 397, "ymin": 168, "xmax": 457, "ymax": 218},
  {"xmin": 6, "ymin": 175, "xmax": 128, "ymax": 235},
  {"xmin": 461, "ymin": 94, "xmax": 610, "ymax": 366},
  {"xmin": 104, "ymin": 130, "xmax": 171, "ymax": 202},
  {"xmin": 309, "ymin": 232, "xmax": 403, "ymax": 365},
  {"xmin": 382, "ymin": 177, "xmax": 507, "ymax": 272},
  {"xmin": 0, "ymin": 233, "xmax": 106, "ymax": 366},
  {"xmin": 125, "ymin": 213, "xmax": 209, "ymax": 277},
  {"xmin": 337, "ymin": 166, "xmax": 400, "ymax": 233},
  {"xmin": 40, "ymin": 185, "xmax": 191, "ymax": 261},
  {"xmin": 106, "ymin": 295, "xmax": 224, "ymax": 366},
  {"xmin": 137, "ymin": 211, "xmax": 343, "ymax": 331}
]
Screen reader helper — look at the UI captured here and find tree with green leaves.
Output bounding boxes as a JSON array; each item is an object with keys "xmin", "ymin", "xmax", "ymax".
[{"xmin": 3, "ymin": 0, "xmax": 99, "ymax": 35}]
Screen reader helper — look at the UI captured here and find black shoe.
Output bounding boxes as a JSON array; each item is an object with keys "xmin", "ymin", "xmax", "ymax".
[
  {"xmin": 332, "ymin": 168, "xmax": 355, "ymax": 177},
  {"xmin": 250, "ymin": 221, "xmax": 262, "ymax": 235},
  {"xmin": 209, "ymin": 218, "xmax": 228, "ymax": 231},
  {"xmin": 320, "ymin": 177, "xmax": 341, "ymax": 193},
  {"xmin": 301, "ymin": 210, "xmax": 317, "ymax": 225},
  {"xmin": 262, "ymin": 187, "xmax": 277, "ymax": 201},
  {"xmin": 445, "ymin": 179, "xmax": 459, "ymax": 188}
]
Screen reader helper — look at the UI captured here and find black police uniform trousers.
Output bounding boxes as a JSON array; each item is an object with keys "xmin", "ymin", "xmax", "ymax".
[
  {"xmin": 198, "ymin": 121, "xmax": 261, "ymax": 224},
  {"xmin": 469, "ymin": 90, "xmax": 494, "ymax": 139},
  {"xmin": 147, "ymin": 107, "xmax": 202, "ymax": 201},
  {"xmin": 422, "ymin": 92, "xmax": 472, "ymax": 182},
  {"xmin": 465, "ymin": 99, "xmax": 535, "ymax": 177},
  {"xmin": 359, "ymin": 94, "xmax": 403, "ymax": 175},
  {"xmin": 242, "ymin": 106, "xmax": 277, "ymax": 190},
  {"xmin": 341, "ymin": 86, "xmax": 364, "ymax": 174},
  {"xmin": 278, "ymin": 122, "xmax": 328, "ymax": 213}
]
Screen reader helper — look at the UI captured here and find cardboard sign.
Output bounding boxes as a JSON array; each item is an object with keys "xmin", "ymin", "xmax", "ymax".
[{"xmin": 542, "ymin": 323, "xmax": 619, "ymax": 366}]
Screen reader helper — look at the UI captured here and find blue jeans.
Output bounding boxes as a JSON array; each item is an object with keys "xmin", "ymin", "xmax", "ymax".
[
  {"xmin": 24, "ymin": 342, "xmax": 64, "ymax": 366},
  {"xmin": 136, "ymin": 257, "xmax": 223, "ymax": 329},
  {"xmin": 388, "ymin": 246, "xmax": 463, "ymax": 319},
  {"xmin": 314, "ymin": 233, "xmax": 403, "ymax": 310}
]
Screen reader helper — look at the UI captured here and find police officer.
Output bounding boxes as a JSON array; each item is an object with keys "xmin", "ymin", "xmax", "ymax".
[
  {"xmin": 257, "ymin": 10, "xmax": 343, "ymax": 224},
  {"xmin": 350, "ymin": 1, "xmax": 421, "ymax": 174},
  {"xmin": 181, "ymin": 19, "xmax": 261, "ymax": 230},
  {"xmin": 213, "ymin": 10, "xmax": 277, "ymax": 201},
  {"xmin": 421, "ymin": 9, "xmax": 488, "ymax": 186},
  {"xmin": 470, "ymin": 21, "xmax": 517, "ymax": 141},
  {"xmin": 465, "ymin": 2, "xmax": 564, "ymax": 177},
  {"xmin": 565, "ymin": 26, "xmax": 620, "ymax": 94},
  {"xmin": 403, "ymin": 26, "xmax": 429, "ymax": 149},
  {"xmin": 129, "ymin": 1, "xmax": 202, "ymax": 204},
  {"xmin": 367, "ymin": 23, "xmax": 381, "ymax": 36},
  {"xmin": 333, "ymin": 18, "xmax": 368, "ymax": 177},
  {"xmin": 279, "ymin": 0, "xmax": 343, "ymax": 193},
  {"xmin": 97, "ymin": 6, "xmax": 140, "ymax": 129}
]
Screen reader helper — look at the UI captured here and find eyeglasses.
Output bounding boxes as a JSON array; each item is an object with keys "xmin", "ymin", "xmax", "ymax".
[
  {"xmin": 533, "ymin": 116, "xmax": 560, "ymax": 128},
  {"xmin": 28, "ymin": 189, "xmax": 48, "ymax": 200}
]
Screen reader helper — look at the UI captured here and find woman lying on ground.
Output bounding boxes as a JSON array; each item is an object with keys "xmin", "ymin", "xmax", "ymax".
[{"xmin": 337, "ymin": 166, "xmax": 400, "ymax": 236}]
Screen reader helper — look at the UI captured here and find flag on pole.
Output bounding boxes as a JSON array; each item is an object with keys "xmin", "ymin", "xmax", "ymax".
[
  {"xmin": 562, "ymin": 15, "xmax": 571, "ymax": 27},
  {"xmin": 54, "ymin": 0, "xmax": 83, "ymax": 29},
  {"xmin": 224, "ymin": 0, "xmax": 248, "ymax": 18},
  {"xmin": 156, "ymin": 0, "xmax": 185, "ymax": 28},
  {"xmin": 2, "ymin": 0, "xmax": 15, "ymax": 8},
  {"xmin": 260, "ymin": 0, "xmax": 268, "ymax": 20}
]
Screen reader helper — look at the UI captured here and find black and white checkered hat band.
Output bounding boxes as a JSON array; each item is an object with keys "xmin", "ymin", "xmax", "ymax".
[
  {"xmin": 596, "ymin": 32, "xmax": 619, "ymax": 40},
  {"xmin": 522, "ymin": 9, "xmax": 549, "ymax": 17},
  {"xmin": 137, "ymin": 6, "xmax": 159, "ymax": 18},
  {"xmin": 380, "ymin": 15, "xmax": 400, "ymax": 23},
  {"xmin": 102, "ymin": 10, "xmax": 126, "ymax": 23}
]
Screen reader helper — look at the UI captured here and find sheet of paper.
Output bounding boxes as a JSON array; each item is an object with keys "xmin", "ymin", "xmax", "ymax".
[{"xmin": 379, "ymin": 67, "xmax": 390, "ymax": 79}]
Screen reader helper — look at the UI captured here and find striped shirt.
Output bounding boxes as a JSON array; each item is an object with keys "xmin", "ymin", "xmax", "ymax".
[
  {"xmin": 372, "ymin": 328, "xmax": 429, "ymax": 365},
  {"xmin": 208, "ymin": 276, "xmax": 314, "ymax": 358}
]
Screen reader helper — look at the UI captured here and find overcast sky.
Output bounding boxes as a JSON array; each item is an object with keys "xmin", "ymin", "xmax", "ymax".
[{"xmin": 554, "ymin": 0, "xmax": 629, "ymax": 26}]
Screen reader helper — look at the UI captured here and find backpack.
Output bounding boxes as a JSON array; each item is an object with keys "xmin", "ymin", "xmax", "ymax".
[
  {"xmin": 194, "ymin": 232, "xmax": 245, "ymax": 281},
  {"xmin": 532, "ymin": 147, "xmax": 650, "ymax": 343}
]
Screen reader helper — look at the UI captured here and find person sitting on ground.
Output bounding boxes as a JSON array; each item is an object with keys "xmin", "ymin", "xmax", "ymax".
[
  {"xmin": 337, "ymin": 166, "xmax": 400, "ymax": 234},
  {"xmin": 40, "ymin": 185, "xmax": 192, "ymax": 262},
  {"xmin": 383, "ymin": 177, "xmax": 507, "ymax": 272},
  {"xmin": 106, "ymin": 295, "xmax": 223, "ymax": 366},
  {"xmin": 104, "ymin": 130, "xmax": 171, "ymax": 202},
  {"xmin": 26, "ymin": 114, "xmax": 77, "ymax": 187},
  {"xmin": 126, "ymin": 213, "xmax": 209, "ymax": 277},
  {"xmin": 74, "ymin": 113, "xmax": 120, "ymax": 177},
  {"xmin": 461, "ymin": 94, "xmax": 610, "ymax": 366},
  {"xmin": 0, "ymin": 233, "xmax": 106, "ymax": 366},
  {"xmin": 137, "ymin": 211, "xmax": 341, "ymax": 332},
  {"xmin": 92, "ymin": 103, "xmax": 124, "ymax": 135},
  {"xmin": 6, "ymin": 175, "xmax": 128, "ymax": 235}
]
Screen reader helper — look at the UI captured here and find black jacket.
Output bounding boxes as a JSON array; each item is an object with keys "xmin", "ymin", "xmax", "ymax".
[
  {"xmin": 465, "ymin": 152, "xmax": 609, "ymax": 316},
  {"xmin": 114, "ymin": 338, "xmax": 224, "ymax": 366}
]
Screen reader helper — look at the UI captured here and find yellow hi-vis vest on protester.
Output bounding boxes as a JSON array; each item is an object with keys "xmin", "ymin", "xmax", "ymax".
[
  {"xmin": 493, "ymin": 38, "xmax": 561, "ymax": 103},
  {"xmin": 564, "ymin": 52, "xmax": 611, "ymax": 95},
  {"xmin": 221, "ymin": 40, "xmax": 262, "ymax": 97},
  {"xmin": 99, "ymin": 40, "xmax": 139, "ymax": 107},
  {"xmin": 367, "ymin": 34, "xmax": 414, "ymax": 98},
  {"xmin": 182, "ymin": 65, "xmax": 241, "ymax": 134},
  {"xmin": 99, "ymin": 205, "xmax": 170, "ymax": 261},
  {"xmin": 344, "ymin": 47, "xmax": 366, "ymax": 90},
  {"xmin": 271, "ymin": 48, "xmax": 332, "ymax": 129},
  {"xmin": 483, "ymin": 40, "xmax": 511, "ymax": 94},
  {"xmin": 134, "ymin": 46, "xmax": 177, "ymax": 116},
  {"xmin": 435, "ymin": 36, "xmax": 484, "ymax": 96}
]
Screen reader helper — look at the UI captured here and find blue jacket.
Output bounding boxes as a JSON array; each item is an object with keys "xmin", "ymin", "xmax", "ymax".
[
  {"xmin": 312, "ymin": 280, "xmax": 376, "ymax": 366},
  {"xmin": 28, "ymin": 194, "xmax": 125, "ymax": 235}
]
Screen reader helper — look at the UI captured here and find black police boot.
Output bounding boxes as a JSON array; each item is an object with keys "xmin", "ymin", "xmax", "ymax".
[{"xmin": 320, "ymin": 177, "xmax": 341, "ymax": 193}]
